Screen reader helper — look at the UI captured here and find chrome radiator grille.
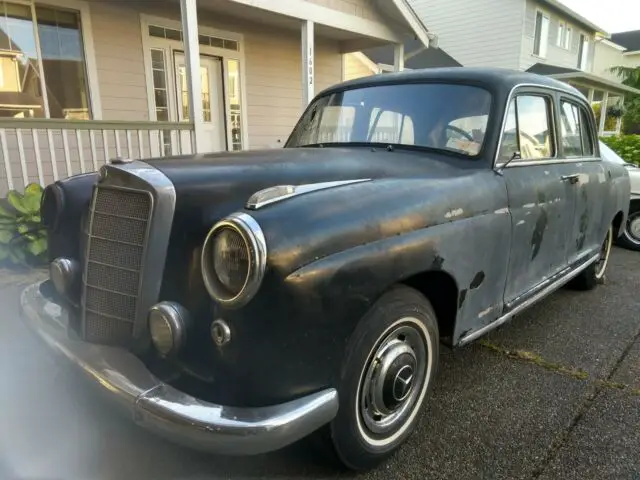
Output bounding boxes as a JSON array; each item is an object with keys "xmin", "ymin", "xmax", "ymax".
[{"xmin": 82, "ymin": 187, "xmax": 152, "ymax": 345}]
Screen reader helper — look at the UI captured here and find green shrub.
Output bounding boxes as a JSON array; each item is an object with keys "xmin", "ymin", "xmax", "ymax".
[
  {"xmin": 600, "ymin": 135, "xmax": 640, "ymax": 166},
  {"xmin": 0, "ymin": 184, "xmax": 47, "ymax": 267}
]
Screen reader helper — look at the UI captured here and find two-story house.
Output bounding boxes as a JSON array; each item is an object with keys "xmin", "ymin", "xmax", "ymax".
[{"xmin": 346, "ymin": 0, "xmax": 640, "ymax": 136}]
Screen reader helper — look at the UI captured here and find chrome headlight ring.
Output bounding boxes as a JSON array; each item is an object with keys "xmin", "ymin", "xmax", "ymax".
[{"xmin": 201, "ymin": 212, "xmax": 267, "ymax": 308}]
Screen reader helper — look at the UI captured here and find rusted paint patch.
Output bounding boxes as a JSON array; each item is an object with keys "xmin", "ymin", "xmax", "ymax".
[
  {"xmin": 431, "ymin": 255, "xmax": 444, "ymax": 270},
  {"xmin": 470, "ymin": 271, "xmax": 485, "ymax": 290},
  {"xmin": 530, "ymin": 209, "xmax": 548, "ymax": 260},
  {"xmin": 458, "ymin": 289, "xmax": 467, "ymax": 309}
]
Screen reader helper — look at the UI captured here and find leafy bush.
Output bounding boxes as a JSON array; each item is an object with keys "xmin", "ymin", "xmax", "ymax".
[
  {"xmin": 600, "ymin": 135, "xmax": 640, "ymax": 165},
  {"xmin": 0, "ymin": 184, "xmax": 47, "ymax": 267}
]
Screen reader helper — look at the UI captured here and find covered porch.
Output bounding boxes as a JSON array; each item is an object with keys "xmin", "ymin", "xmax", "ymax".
[
  {"xmin": 0, "ymin": 0, "xmax": 428, "ymax": 195},
  {"xmin": 526, "ymin": 63, "xmax": 640, "ymax": 137}
]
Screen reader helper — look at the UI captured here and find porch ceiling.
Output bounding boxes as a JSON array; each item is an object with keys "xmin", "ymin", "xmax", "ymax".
[{"xmin": 150, "ymin": 0, "xmax": 413, "ymax": 51}]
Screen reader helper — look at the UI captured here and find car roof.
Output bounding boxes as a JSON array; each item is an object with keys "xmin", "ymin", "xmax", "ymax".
[{"xmin": 320, "ymin": 67, "xmax": 583, "ymax": 100}]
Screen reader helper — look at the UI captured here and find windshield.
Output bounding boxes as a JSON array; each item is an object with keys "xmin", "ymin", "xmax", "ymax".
[{"xmin": 287, "ymin": 83, "xmax": 492, "ymax": 157}]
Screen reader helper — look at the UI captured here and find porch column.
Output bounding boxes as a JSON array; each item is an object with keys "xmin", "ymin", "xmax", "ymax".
[
  {"xmin": 587, "ymin": 88, "xmax": 594, "ymax": 104},
  {"xmin": 598, "ymin": 91, "xmax": 609, "ymax": 136},
  {"xmin": 616, "ymin": 96, "xmax": 625, "ymax": 134},
  {"xmin": 180, "ymin": 0, "xmax": 206, "ymax": 153},
  {"xmin": 301, "ymin": 20, "xmax": 314, "ymax": 108},
  {"xmin": 393, "ymin": 43, "xmax": 405, "ymax": 72}
]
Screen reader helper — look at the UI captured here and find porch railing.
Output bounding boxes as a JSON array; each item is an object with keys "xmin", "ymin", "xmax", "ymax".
[{"xmin": 0, "ymin": 119, "xmax": 195, "ymax": 196}]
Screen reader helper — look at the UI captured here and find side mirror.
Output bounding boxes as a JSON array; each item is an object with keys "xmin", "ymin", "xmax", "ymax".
[{"xmin": 494, "ymin": 151, "xmax": 521, "ymax": 176}]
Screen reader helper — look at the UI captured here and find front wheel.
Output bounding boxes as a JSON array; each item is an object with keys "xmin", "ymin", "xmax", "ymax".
[
  {"xmin": 617, "ymin": 202, "xmax": 640, "ymax": 251},
  {"xmin": 570, "ymin": 225, "xmax": 613, "ymax": 290},
  {"xmin": 326, "ymin": 286, "xmax": 439, "ymax": 471}
]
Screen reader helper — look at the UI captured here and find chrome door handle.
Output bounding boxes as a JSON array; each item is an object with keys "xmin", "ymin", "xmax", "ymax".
[{"xmin": 561, "ymin": 174, "xmax": 580, "ymax": 185}]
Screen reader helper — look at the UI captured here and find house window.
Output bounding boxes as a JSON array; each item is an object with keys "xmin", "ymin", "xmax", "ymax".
[
  {"xmin": 150, "ymin": 48, "xmax": 171, "ymax": 154},
  {"xmin": 564, "ymin": 27, "xmax": 572, "ymax": 50},
  {"xmin": 0, "ymin": 1, "xmax": 91, "ymax": 119},
  {"xmin": 577, "ymin": 34, "xmax": 589, "ymax": 70},
  {"xmin": 556, "ymin": 21, "xmax": 565, "ymax": 47},
  {"xmin": 533, "ymin": 11, "xmax": 550, "ymax": 58}
]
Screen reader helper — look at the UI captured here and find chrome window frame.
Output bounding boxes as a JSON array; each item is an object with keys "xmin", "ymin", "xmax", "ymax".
[{"xmin": 494, "ymin": 83, "xmax": 601, "ymax": 169}]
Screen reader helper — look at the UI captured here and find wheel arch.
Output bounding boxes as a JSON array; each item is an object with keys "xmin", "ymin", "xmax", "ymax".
[{"xmin": 401, "ymin": 270, "xmax": 460, "ymax": 346}]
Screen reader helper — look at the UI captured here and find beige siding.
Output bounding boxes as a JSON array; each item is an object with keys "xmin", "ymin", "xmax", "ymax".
[
  {"xmin": 305, "ymin": 0, "xmax": 386, "ymax": 22},
  {"xmin": 520, "ymin": 0, "xmax": 596, "ymax": 72},
  {"xmin": 90, "ymin": 2, "xmax": 149, "ymax": 121},
  {"xmin": 594, "ymin": 43, "xmax": 640, "ymax": 83},
  {"xmin": 343, "ymin": 53, "xmax": 377, "ymax": 81},
  {"xmin": 86, "ymin": 2, "xmax": 343, "ymax": 148},
  {"xmin": 407, "ymin": 0, "xmax": 525, "ymax": 69}
]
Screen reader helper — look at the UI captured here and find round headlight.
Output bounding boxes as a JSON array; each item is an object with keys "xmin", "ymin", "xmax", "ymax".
[
  {"xmin": 202, "ymin": 213, "xmax": 267, "ymax": 308},
  {"xmin": 148, "ymin": 302, "xmax": 189, "ymax": 357}
]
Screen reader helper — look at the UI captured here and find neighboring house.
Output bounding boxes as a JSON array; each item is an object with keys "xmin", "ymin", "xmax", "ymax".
[
  {"xmin": 594, "ymin": 30, "xmax": 640, "ymax": 83},
  {"xmin": 0, "ymin": 0, "xmax": 429, "ymax": 196},
  {"xmin": 405, "ymin": 0, "xmax": 640, "ymax": 135}
]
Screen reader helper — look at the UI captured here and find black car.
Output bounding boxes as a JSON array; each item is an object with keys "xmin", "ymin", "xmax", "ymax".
[{"xmin": 23, "ymin": 67, "xmax": 630, "ymax": 471}]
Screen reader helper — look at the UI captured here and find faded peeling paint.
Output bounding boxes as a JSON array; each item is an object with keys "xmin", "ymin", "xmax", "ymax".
[
  {"xmin": 478, "ymin": 306, "xmax": 493, "ymax": 318},
  {"xmin": 494, "ymin": 207, "xmax": 509, "ymax": 215}
]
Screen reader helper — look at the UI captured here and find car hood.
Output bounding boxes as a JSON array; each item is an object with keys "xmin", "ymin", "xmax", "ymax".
[{"xmin": 148, "ymin": 147, "xmax": 472, "ymax": 227}]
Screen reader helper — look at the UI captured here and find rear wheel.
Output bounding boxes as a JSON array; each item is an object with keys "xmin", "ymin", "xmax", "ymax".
[
  {"xmin": 322, "ymin": 286, "xmax": 439, "ymax": 471},
  {"xmin": 617, "ymin": 202, "xmax": 640, "ymax": 252},
  {"xmin": 570, "ymin": 225, "xmax": 613, "ymax": 290}
]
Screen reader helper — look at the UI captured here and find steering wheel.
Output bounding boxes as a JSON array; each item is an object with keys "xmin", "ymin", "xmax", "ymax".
[{"xmin": 446, "ymin": 125, "xmax": 474, "ymax": 142}]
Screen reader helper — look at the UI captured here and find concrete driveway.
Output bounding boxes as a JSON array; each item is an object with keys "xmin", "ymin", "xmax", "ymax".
[{"xmin": 1, "ymin": 248, "xmax": 639, "ymax": 480}]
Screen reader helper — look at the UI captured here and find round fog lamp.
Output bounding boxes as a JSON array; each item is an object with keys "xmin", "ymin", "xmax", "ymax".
[{"xmin": 148, "ymin": 302, "xmax": 189, "ymax": 357}]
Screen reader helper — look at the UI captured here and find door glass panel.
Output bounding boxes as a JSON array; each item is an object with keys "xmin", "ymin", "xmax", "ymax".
[
  {"xmin": 560, "ymin": 101, "xmax": 582, "ymax": 157},
  {"xmin": 227, "ymin": 59, "xmax": 243, "ymax": 150},
  {"xmin": 516, "ymin": 95, "xmax": 553, "ymax": 159},
  {"xmin": 579, "ymin": 108, "xmax": 594, "ymax": 156},
  {"xmin": 177, "ymin": 63, "xmax": 211, "ymax": 122}
]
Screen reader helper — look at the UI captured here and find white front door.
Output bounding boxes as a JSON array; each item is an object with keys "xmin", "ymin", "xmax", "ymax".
[{"xmin": 173, "ymin": 53, "xmax": 225, "ymax": 152}]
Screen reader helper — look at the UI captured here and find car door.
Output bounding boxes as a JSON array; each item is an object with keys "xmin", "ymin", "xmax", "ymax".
[
  {"xmin": 557, "ymin": 97, "xmax": 608, "ymax": 263},
  {"xmin": 497, "ymin": 91, "xmax": 578, "ymax": 306}
]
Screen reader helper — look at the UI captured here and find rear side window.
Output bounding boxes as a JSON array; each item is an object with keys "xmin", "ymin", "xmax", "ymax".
[{"xmin": 560, "ymin": 100, "xmax": 594, "ymax": 157}]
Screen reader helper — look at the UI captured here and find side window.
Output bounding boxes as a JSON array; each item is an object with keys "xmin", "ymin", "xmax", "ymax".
[
  {"xmin": 498, "ymin": 95, "xmax": 554, "ymax": 162},
  {"xmin": 560, "ymin": 102, "xmax": 582, "ymax": 157},
  {"xmin": 516, "ymin": 96, "xmax": 554, "ymax": 159},
  {"xmin": 368, "ymin": 109, "xmax": 415, "ymax": 144},
  {"xmin": 559, "ymin": 100, "xmax": 595, "ymax": 157},
  {"xmin": 579, "ymin": 108, "xmax": 594, "ymax": 156}
]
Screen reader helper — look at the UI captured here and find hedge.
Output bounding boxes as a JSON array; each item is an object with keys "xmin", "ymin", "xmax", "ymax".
[{"xmin": 600, "ymin": 135, "xmax": 640, "ymax": 166}]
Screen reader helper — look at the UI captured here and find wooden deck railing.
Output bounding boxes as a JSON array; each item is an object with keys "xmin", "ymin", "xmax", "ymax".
[{"xmin": 0, "ymin": 119, "xmax": 195, "ymax": 195}]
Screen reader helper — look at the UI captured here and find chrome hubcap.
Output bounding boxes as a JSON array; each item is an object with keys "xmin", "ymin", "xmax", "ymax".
[
  {"xmin": 628, "ymin": 214, "xmax": 640, "ymax": 243},
  {"xmin": 359, "ymin": 323, "xmax": 428, "ymax": 437}
]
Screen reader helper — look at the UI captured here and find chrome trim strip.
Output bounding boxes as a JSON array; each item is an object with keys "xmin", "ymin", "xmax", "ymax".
[
  {"xmin": 20, "ymin": 282, "xmax": 339, "ymax": 455},
  {"xmin": 201, "ymin": 212, "xmax": 267, "ymax": 309},
  {"xmin": 246, "ymin": 179, "xmax": 371, "ymax": 210},
  {"xmin": 458, "ymin": 252, "xmax": 600, "ymax": 346}
]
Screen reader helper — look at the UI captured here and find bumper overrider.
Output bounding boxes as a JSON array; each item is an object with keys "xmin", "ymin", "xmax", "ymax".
[{"xmin": 20, "ymin": 282, "xmax": 339, "ymax": 455}]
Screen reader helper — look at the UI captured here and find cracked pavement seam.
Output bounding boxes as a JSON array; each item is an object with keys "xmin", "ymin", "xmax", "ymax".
[{"xmin": 479, "ymin": 325, "xmax": 640, "ymax": 479}]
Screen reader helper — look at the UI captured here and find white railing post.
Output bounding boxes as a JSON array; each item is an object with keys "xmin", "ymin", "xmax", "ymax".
[
  {"xmin": 615, "ymin": 96, "xmax": 624, "ymax": 135},
  {"xmin": 301, "ymin": 20, "xmax": 314, "ymax": 108},
  {"xmin": 180, "ymin": 0, "xmax": 206, "ymax": 153}
]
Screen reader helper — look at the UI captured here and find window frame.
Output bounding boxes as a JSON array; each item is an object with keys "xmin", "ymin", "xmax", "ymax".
[
  {"xmin": 558, "ymin": 96, "xmax": 598, "ymax": 159},
  {"xmin": 0, "ymin": 0, "xmax": 101, "ymax": 119},
  {"xmin": 577, "ymin": 33, "xmax": 589, "ymax": 70},
  {"xmin": 504, "ymin": 92, "xmax": 557, "ymax": 164},
  {"xmin": 533, "ymin": 9, "xmax": 550, "ymax": 58},
  {"xmin": 556, "ymin": 21, "xmax": 565, "ymax": 47},
  {"xmin": 564, "ymin": 26, "xmax": 572, "ymax": 50}
]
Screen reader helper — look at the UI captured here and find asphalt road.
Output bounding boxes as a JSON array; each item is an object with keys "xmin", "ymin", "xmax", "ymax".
[{"xmin": 1, "ymin": 247, "xmax": 639, "ymax": 480}]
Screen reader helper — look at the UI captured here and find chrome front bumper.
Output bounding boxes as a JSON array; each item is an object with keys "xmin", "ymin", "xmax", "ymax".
[{"xmin": 20, "ymin": 282, "xmax": 339, "ymax": 455}]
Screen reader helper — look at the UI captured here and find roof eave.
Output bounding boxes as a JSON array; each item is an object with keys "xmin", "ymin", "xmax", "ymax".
[
  {"xmin": 548, "ymin": 72, "xmax": 640, "ymax": 95},
  {"xmin": 538, "ymin": 0, "xmax": 608, "ymax": 36}
]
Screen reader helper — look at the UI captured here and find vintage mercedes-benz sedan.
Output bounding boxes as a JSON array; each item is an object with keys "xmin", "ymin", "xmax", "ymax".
[{"xmin": 23, "ymin": 68, "xmax": 630, "ymax": 471}]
